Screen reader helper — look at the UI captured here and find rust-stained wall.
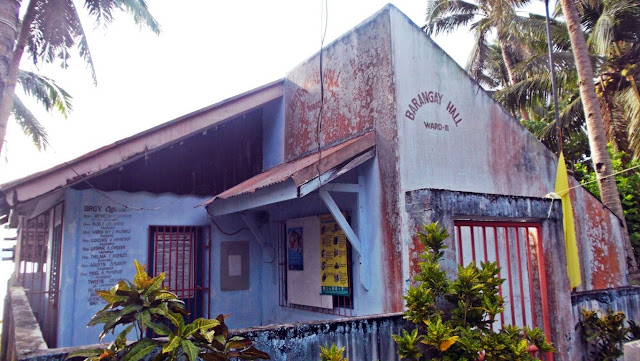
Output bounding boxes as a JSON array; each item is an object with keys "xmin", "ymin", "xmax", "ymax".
[
  {"xmin": 387, "ymin": 5, "xmax": 628, "ymax": 292},
  {"xmin": 570, "ymin": 181, "xmax": 628, "ymax": 290},
  {"xmin": 283, "ymin": 11, "xmax": 393, "ymax": 161},
  {"xmin": 284, "ymin": 7, "xmax": 403, "ymax": 312},
  {"xmin": 404, "ymin": 189, "xmax": 577, "ymax": 360}
]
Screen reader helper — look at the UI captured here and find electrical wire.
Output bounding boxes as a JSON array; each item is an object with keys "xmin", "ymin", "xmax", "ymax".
[
  {"xmin": 62, "ymin": 159, "xmax": 182, "ymax": 211},
  {"xmin": 555, "ymin": 162, "xmax": 640, "ymax": 195},
  {"xmin": 315, "ymin": 0, "xmax": 329, "ymax": 183}
]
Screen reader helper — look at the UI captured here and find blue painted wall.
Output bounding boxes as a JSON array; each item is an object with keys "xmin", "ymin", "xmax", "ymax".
[
  {"xmin": 58, "ymin": 189, "xmax": 266, "ymax": 347},
  {"xmin": 253, "ymin": 159, "xmax": 388, "ymax": 324},
  {"xmin": 262, "ymin": 98, "xmax": 285, "ymax": 170}
]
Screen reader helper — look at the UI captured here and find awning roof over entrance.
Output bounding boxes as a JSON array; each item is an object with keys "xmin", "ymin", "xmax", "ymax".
[{"xmin": 200, "ymin": 131, "xmax": 376, "ymax": 215}]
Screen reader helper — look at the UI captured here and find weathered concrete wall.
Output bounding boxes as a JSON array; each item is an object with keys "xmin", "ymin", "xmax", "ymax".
[
  {"xmin": 0, "ymin": 282, "xmax": 49, "ymax": 361},
  {"xmin": 284, "ymin": 6, "xmax": 403, "ymax": 312},
  {"xmin": 571, "ymin": 287, "xmax": 640, "ymax": 361},
  {"xmin": 257, "ymin": 159, "xmax": 389, "ymax": 323},
  {"xmin": 238, "ymin": 312, "xmax": 408, "ymax": 361},
  {"xmin": 15, "ymin": 313, "xmax": 409, "ymax": 361},
  {"xmin": 404, "ymin": 188, "xmax": 577, "ymax": 361},
  {"xmin": 570, "ymin": 181, "xmax": 628, "ymax": 290},
  {"xmin": 59, "ymin": 189, "xmax": 266, "ymax": 347},
  {"xmin": 387, "ymin": 5, "xmax": 627, "ymax": 292}
]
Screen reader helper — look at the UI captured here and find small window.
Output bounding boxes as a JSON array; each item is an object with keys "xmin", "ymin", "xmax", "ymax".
[{"xmin": 149, "ymin": 225, "xmax": 210, "ymax": 323}]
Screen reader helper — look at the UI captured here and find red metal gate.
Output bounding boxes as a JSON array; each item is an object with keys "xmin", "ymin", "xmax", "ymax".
[{"xmin": 454, "ymin": 221, "xmax": 552, "ymax": 360}]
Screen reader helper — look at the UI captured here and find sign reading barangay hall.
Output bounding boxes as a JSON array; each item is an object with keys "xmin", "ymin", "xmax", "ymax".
[{"xmin": 403, "ymin": 90, "xmax": 464, "ymax": 131}]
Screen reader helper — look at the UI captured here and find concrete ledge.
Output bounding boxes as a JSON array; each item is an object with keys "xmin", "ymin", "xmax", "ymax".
[
  {"xmin": 1, "ymin": 284, "xmax": 49, "ymax": 361},
  {"xmin": 625, "ymin": 340, "xmax": 640, "ymax": 361},
  {"xmin": 17, "ymin": 312, "xmax": 409, "ymax": 361}
]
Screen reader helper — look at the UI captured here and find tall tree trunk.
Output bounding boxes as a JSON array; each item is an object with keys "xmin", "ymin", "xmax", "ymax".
[
  {"xmin": 0, "ymin": 0, "xmax": 21, "ymax": 157},
  {"xmin": 560, "ymin": 0, "xmax": 638, "ymax": 271},
  {"xmin": 499, "ymin": 41, "xmax": 530, "ymax": 120}
]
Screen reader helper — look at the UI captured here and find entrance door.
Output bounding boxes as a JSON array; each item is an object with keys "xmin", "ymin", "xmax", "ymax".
[{"xmin": 149, "ymin": 225, "xmax": 210, "ymax": 323}]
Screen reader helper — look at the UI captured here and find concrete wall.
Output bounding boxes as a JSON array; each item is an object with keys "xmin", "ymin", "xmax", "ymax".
[
  {"xmin": 14, "ymin": 313, "xmax": 409, "ymax": 361},
  {"xmin": 1, "ymin": 282, "xmax": 49, "ymax": 361},
  {"xmin": 58, "ymin": 189, "xmax": 267, "ymax": 347},
  {"xmin": 255, "ymin": 159, "xmax": 388, "ymax": 324},
  {"xmin": 263, "ymin": 98, "xmax": 285, "ymax": 170},
  {"xmin": 283, "ymin": 5, "xmax": 402, "ymax": 313},
  {"xmin": 404, "ymin": 188, "xmax": 577, "ymax": 360},
  {"xmin": 386, "ymin": 5, "xmax": 627, "ymax": 292}
]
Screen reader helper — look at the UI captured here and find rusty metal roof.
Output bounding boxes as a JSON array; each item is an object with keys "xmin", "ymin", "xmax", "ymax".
[
  {"xmin": 198, "ymin": 131, "xmax": 376, "ymax": 207},
  {"xmin": 0, "ymin": 80, "xmax": 283, "ymax": 224}
]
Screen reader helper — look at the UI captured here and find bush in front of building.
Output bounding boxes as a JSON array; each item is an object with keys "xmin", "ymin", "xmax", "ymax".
[
  {"xmin": 580, "ymin": 309, "xmax": 640, "ymax": 361},
  {"xmin": 392, "ymin": 223, "xmax": 554, "ymax": 361},
  {"xmin": 66, "ymin": 260, "xmax": 269, "ymax": 361}
]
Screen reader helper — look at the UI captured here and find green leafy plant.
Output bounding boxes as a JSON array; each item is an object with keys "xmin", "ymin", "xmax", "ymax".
[
  {"xmin": 579, "ymin": 309, "xmax": 640, "ymax": 361},
  {"xmin": 393, "ymin": 223, "xmax": 554, "ymax": 361},
  {"xmin": 319, "ymin": 344, "xmax": 348, "ymax": 361},
  {"xmin": 67, "ymin": 260, "xmax": 269, "ymax": 361},
  {"xmin": 575, "ymin": 147, "xmax": 640, "ymax": 259}
]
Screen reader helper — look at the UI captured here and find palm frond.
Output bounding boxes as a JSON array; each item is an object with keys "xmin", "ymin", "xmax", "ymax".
[
  {"xmin": 17, "ymin": 70, "xmax": 73, "ymax": 117},
  {"xmin": 618, "ymin": 86, "xmax": 640, "ymax": 158},
  {"xmin": 115, "ymin": 0, "xmax": 161, "ymax": 35},
  {"xmin": 589, "ymin": 12, "xmax": 614, "ymax": 56},
  {"xmin": 11, "ymin": 94, "xmax": 49, "ymax": 150},
  {"xmin": 423, "ymin": 13, "xmax": 477, "ymax": 35},
  {"xmin": 72, "ymin": 2, "xmax": 98, "ymax": 85},
  {"xmin": 84, "ymin": 0, "xmax": 115, "ymax": 26},
  {"xmin": 424, "ymin": 0, "xmax": 479, "ymax": 35}
]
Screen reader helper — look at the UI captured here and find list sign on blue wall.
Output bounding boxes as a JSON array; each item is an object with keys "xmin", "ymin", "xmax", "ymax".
[{"xmin": 80, "ymin": 205, "xmax": 132, "ymax": 305}]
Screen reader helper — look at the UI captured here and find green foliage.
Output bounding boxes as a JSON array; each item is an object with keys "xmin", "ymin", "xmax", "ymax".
[
  {"xmin": 67, "ymin": 260, "xmax": 269, "ymax": 361},
  {"xmin": 579, "ymin": 309, "xmax": 640, "ymax": 361},
  {"xmin": 575, "ymin": 147, "xmax": 640, "ymax": 258},
  {"xmin": 319, "ymin": 344, "xmax": 348, "ymax": 361},
  {"xmin": 393, "ymin": 329, "xmax": 423, "ymax": 361},
  {"xmin": 393, "ymin": 223, "xmax": 554, "ymax": 361},
  {"xmin": 579, "ymin": 309, "xmax": 638, "ymax": 361}
]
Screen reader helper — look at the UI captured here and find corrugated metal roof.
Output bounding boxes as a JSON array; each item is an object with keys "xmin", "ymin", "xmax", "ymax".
[
  {"xmin": 199, "ymin": 131, "xmax": 376, "ymax": 207},
  {"xmin": 0, "ymin": 80, "xmax": 283, "ymax": 223}
]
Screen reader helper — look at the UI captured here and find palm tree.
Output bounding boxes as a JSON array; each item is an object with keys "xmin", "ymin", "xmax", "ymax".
[
  {"xmin": 558, "ymin": 0, "xmax": 636, "ymax": 269},
  {"xmin": 0, "ymin": 0, "xmax": 160, "ymax": 159},
  {"xmin": 10, "ymin": 70, "xmax": 73, "ymax": 152},
  {"xmin": 424, "ymin": 0, "xmax": 547, "ymax": 84}
]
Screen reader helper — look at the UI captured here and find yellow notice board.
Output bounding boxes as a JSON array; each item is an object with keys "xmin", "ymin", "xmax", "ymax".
[{"xmin": 320, "ymin": 214, "xmax": 349, "ymax": 296}]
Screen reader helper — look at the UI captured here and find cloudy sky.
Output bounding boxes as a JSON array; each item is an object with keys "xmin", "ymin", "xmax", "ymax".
[{"xmin": 0, "ymin": 0, "xmax": 539, "ymax": 183}]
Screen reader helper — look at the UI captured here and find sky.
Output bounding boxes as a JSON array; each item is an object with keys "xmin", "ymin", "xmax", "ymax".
[
  {"xmin": 0, "ymin": 0, "xmax": 548, "ymax": 184},
  {"xmin": 0, "ymin": 0, "xmax": 473, "ymax": 183}
]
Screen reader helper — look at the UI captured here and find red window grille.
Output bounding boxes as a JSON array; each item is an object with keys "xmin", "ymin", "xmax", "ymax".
[
  {"xmin": 455, "ymin": 221, "xmax": 553, "ymax": 361},
  {"xmin": 149, "ymin": 225, "xmax": 210, "ymax": 323},
  {"xmin": 17, "ymin": 203, "xmax": 64, "ymax": 348},
  {"xmin": 277, "ymin": 221, "xmax": 354, "ymax": 317}
]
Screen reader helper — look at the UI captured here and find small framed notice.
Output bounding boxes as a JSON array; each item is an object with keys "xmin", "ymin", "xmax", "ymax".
[{"xmin": 287, "ymin": 227, "xmax": 304, "ymax": 270}]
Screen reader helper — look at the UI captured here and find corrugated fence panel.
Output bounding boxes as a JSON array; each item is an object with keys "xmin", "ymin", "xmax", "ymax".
[{"xmin": 14, "ymin": 313, "xmax": 410, "ymax": 361}]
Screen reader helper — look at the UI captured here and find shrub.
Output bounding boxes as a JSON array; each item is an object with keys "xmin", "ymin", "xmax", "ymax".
[
  {"xmin": 67, "ymin": 260, "xmax": 269, "ymax": 361},
  {"xmin": 392, "ymin": 223, "xmax": 554, "ymax": 361}
]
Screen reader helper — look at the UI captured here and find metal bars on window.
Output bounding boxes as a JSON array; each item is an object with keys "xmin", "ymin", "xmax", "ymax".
[
  {"xmin": 277, "ymin": 222, "xmax": 353, "ymax": 317},
  {"xmin": 17, "ymin": 203, "xmax": 64, "ymax": 348},
  {"xmin": 454, "ymin": 221, "xmax": 553, "ymax": 360},
  {"xmin": 149, "ymin": 226, "xmax": 210, "ymax": 324}
]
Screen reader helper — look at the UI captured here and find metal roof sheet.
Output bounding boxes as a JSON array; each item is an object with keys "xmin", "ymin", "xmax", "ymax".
[{"xmin": 199, "ymin": 131, "xmax": 376, "ymax": 207}]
